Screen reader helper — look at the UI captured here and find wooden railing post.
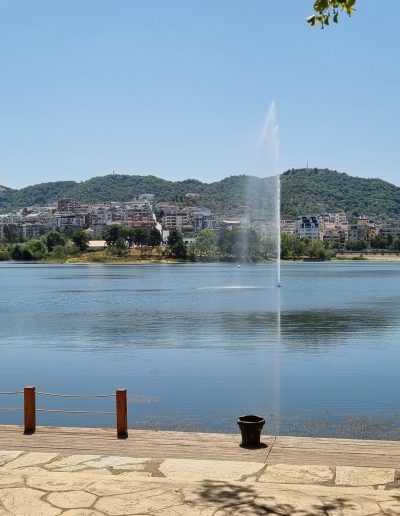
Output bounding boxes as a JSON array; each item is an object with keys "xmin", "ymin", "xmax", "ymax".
[
  {"xmin": 24, "ymin": 386, "xmax": 36, "ymax": 434},
  {"xmin": 116, "ymin": 389, "xmax": 128, "ymax": 438}
]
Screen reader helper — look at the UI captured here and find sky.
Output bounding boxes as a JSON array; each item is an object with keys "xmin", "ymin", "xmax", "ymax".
[{"xmin": 0, "ymin": 0, "xmax": 399, "ymax": 189}]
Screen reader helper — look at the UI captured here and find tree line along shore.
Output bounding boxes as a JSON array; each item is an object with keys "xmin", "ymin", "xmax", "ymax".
[{"xmin": 1, "ymin": 225, "xmax": 399, "ymax": 264}]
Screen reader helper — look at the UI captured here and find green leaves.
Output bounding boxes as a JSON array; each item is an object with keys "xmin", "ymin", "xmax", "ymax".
[{"xmin": 307, "ymin": 0, "xmax": 357, "ymax": 28}]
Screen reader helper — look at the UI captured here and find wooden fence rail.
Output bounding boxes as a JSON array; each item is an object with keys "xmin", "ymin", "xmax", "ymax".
[{"xmin": 0, "ymin": 386, "xmax": 128, "ymax": 438}]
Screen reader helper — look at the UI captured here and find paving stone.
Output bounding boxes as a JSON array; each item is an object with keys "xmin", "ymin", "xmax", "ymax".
[
  {"xmin": 0, "ymin": 473, "xmax": 25, "ymax": 487},
  {"xmin": 48, "ymin": 465, "xmax": 89, "ymax": 472},
  {"xmin": 2, "ymin": 447, "xmax": 400, "ymax": 516},
  {"xmin": 0, "ymin": 451, "xmax": 24, "ymax": 467},
  {"xmin": 181, "ymin": 482, "xmax": 256, "ymax": 508},
  {"xmin": 259, "ymin": 464, "xmax": 333, "ymax": 484},
  {"xmin": 336, "ymin": 466, "xmax": 395, "ymax": 487},
  {"xmin": 116, "ymin": 470, "xmax": 154, "ymax": 479},
  {"xmin": 95, "ymin": 487, "xmax": 183, "ymax": 515},
  {"xmin": 9, "ymin": 466, "xmax": 55, "ymax": 475},
  {"xmin": 84, "ymin": 456, "xmax": 148, "ymax": 468},
  {"xmin": 153, "ymin": 507, "xmax": 218, "ymax": 515},
  {"xmin": 53, "ymin": 465, "xmax": 112, "ymax": 474},
  {"xmin": 325, "ymin": 496, "xmax": 381, "ymax": 516},
  {"xmin": 87, "ymin": 478, "xmax": 166, "ymax": 497},
  {"xmin": 254, "ymin": 490, "xmax": 326, "ymax": 515},
  {"xmin": 214, "ymin": 504, "xmax": 282, "ymax": 515},
  {"xmin": 159, "ymin": 459, "xmax": 264, "ymax": 481},
  {"xmin": 26, "ymin": 472, "xmax": 93, "ymax": 491},
  {"xmin": 3, "ymin": 452, "xmax": 59, "ymax": 469},
  {"xmin": 243, "ymin": 475, "xmax": 258, "ymax": 482},
  {"xmin": 81, "ymin": 467, "xmax": 113, "ymax": 475},
  {"xmin": 0, "ymin": 487, "xmax": 62, "ymax": 516},
  {"xmin": 380, "ymin": 498, "xmax": 400, "ymax": 514},
  {"xmin": 46, "ymin": 455, "xmax": 101, "ymax": 470},
  {"xmin": 113, "ymin": 462, "xmax": 151, "ymax": 471},
  {"xmin": 46, "ymin": 490, "xmax": 97, "ymax": 509}
]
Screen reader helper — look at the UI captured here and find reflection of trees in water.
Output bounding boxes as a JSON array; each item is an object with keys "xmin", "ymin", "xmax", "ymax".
[
  {"xmin": 280, "ymin": 306, "xmax": 396, "ymax": 340},
  {"xmin": 11, "ymin": 302, "xmax": 399, "ymax": 353},
  {"xmin": 77, "ymin": 304, "xmax": 399, "ymax": 351}
]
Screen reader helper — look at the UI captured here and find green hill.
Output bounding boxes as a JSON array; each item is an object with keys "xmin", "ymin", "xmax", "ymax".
[
  {"xmin": 1, "ymin": 169, "xmax": 400, "ymax": 219},
  {"xmin": 281, "ymin": 168, "xmax": 400, "ymax": 219}
]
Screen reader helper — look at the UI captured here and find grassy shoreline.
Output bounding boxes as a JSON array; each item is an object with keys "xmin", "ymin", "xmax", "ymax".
[{"xmin": 3, "ymin": 247, "xmax": 400, "ymax": 264}]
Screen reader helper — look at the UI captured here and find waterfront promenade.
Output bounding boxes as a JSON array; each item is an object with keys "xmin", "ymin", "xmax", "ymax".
[{"xmin": 1, "ymin": 426, "xmax": 400, "ymax": 514}]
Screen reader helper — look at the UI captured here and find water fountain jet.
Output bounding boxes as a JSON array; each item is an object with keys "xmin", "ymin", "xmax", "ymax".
[{"xmin": 247, "ymin": 101, "xmax": 281, "ymax": 287}]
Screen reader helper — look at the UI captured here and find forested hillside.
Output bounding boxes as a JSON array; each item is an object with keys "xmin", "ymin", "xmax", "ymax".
[
  {"xmin": 280, "ymin": 169, "xmax": 400, "ymax": 218},
  {"xmin": 1, "ymin": 168, "xmax": 400, "ymax": 219}
]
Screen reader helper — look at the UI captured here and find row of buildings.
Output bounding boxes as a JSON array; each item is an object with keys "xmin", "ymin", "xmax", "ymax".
[
  {"xmin": 282, "ymin": 214, "xmax": 400, "ymax": 246},
  {"xmin": 1, "ymin": 196, "xmax": 400, "ymax": 247},
  {"xmin": 0, "ymin": 197, "xmax": 216, "ymax": 243}
]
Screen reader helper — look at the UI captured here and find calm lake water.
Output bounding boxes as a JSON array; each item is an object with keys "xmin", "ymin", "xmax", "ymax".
[{"xmin": 1, "ymin": 261, "xmax": 400, "ymax": 438}]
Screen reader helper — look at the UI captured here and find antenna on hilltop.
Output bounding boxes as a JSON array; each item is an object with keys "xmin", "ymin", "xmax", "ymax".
[{"xmin": 306, "ymin": 160, "xmax": 309, "ymax": 169}]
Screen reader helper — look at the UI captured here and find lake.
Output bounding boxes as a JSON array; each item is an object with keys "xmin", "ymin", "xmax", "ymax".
[{"xmin": 1, "ymin": 261, "xmax": 400, "ymax": 438}]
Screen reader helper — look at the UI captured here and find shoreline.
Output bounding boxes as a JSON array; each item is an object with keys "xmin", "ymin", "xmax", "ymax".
[
  {"xmin": 2, "ymin": 253, "xmax": 400, "ymax": 265},
  {"xmin": 336, "ymin": 253, "xmax": 400, "ymax": 262}
]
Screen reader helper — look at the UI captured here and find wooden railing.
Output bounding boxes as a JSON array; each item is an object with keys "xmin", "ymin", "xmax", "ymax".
[{"xmin": 0, "ymin": 386, "xmax": 128, "ymax": 438}]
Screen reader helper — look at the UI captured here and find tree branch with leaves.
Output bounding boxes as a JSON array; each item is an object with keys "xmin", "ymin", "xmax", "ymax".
[{"xmin": 307, "ymin": 0, "xmax": 356, "ymax": 28}]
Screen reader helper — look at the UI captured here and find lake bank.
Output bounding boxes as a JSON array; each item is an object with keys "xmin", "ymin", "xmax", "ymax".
[{"xmin": 336, "ymin": 252, "xmax": 400, "ymax": 261}]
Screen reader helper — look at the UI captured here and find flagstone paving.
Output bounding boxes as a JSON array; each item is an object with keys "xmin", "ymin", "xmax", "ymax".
[
  {"xmin": 1, "ymin": 427, "xmax": 400, "ymax": 514},
  {"xmin": 1, "ymin": 449, "xmax": 400, "ymax": 515}
]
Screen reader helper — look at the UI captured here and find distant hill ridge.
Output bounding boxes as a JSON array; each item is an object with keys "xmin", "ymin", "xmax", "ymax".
[{"xmin": 1, "ymin": 168, "xmax": 400, "ymax": 219}]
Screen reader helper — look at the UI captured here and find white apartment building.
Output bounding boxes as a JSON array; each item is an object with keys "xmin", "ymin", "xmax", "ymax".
[{"xmin": 295, "ymin": 216, "xmax": 320, "ymax": 240}]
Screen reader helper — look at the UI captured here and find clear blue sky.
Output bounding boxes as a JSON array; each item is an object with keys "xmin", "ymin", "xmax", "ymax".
[{"xmin": 0, "ymin": 0, "xmax": 399, "ymax": 189}]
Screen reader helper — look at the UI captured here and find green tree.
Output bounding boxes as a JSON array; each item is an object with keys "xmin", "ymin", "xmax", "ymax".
[
  {"xmin": 195, "ymin": 229, "xmax": 216, "ymax": 257},
  {"xmin": 167, "ymin": 229, "xmax": 187, "ymax": 259},
  {"xmin": 0, "ymin": 246, "xmax": 11, "ymax": 260},
  {"xmin": 281, "ymin": 233, "xmax": 307, "ymax": 259},
  {"xmin": 187, "ymin": 242, "xmax": 196, "ymax": 261},
  {"xmin": 122, "ymin": 227, "xmax": 136, "ymax": 248},
  {"xmin": 345, "ymin": 239, "xmax": 366, "ymax": 251},
  {"xmin": 147, "ymin": 228, "xmax": 162, "ymax": 247},
  {"xmin": 307, "ymin": 0, "xmax": 356, "ymax": 28},
  {"xmin": 389, "ymin": 238, "xmax": 400, "ymax": 251},
  {"xmin": 50, "ymin": 244, "xmax": 72, "ymax": 260},
  {"xmin": 133, "ymin": 227, "xmax": 149, "ymax": 246},
  {"xmin": 12, "ymin": 239, "xmax": 48, "ymax": 261},
  {"xmin": 246, "ymin": 229, "xmax": 262, "ymax": 262},
  {"xmin": 10, "ymin": 244, "xmax": 24, "ymax": 260},
  {"xmin": 2, "ymin": 225, "xmax": 22, "ymax": 243},
  {"xmin": 43, "ymin": 230, "xmax": 66, "ymax": 252},
  {"xmin": 217, "ymin": 230, "xmax": 234, "ymax": 259},
  {"xmin": 102, "ymin": 225, "xmax": 123, "ymax": 247},
  {"xmin": 71, "ymin": 229, "xmax": 90, "ymax": 252},
  {"xmin": 217, "ymin": 229, "xmax": 262, "ymax": 262},
  {"xmin": 308, "ymin": 239, "xmax": 326, "ymax": 259},
  {"xmin": 369, "ymin": 236, "xmax": 387, "ymax": 250},
  {"xmin": 107, "ymin": 237, "xmax": 128, "ymax": 257}
]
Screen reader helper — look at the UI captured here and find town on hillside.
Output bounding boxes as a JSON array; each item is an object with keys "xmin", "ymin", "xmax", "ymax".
[{"xmin": 1, "ymin": 194, "xmax": 400, "ymax": 259}]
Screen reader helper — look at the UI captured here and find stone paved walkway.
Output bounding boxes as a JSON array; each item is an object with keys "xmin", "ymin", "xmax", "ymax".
[{"xmin": 1, "ymin": 449, "xmax": 400, "ymax": 515}]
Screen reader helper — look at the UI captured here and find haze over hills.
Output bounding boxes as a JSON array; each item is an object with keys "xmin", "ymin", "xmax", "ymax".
[{"xmin": 1, "ymin": 168, "xmax": 400, "ymax": 219}]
